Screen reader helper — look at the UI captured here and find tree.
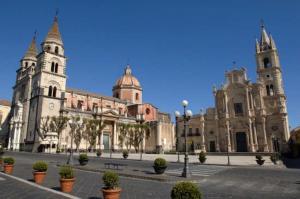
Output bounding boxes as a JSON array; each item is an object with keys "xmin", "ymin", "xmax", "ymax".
[
  {"xmin": 87, "ymin": 119, "xmax": 97, "ymax": 151},
  {"xmin": 50, "ymin": 115, "xmax": 69, "ymax": 151},
  {"xmin": 37, "ymin": 116, "xmax": 53, "ymax": 140},
  {"xmin": 94, "ymin": 118, "xmax": 106, "ymax": 151},
  {"xmin": 130, "ymin": 123, "xmax": 150, "ymax": 153},
  {"xmin": 74, "ymin": 125, "xmax": 84, "ymax": 152},
  {"xmin": 118, "ymin": 123, "xmax": 131, "ymax": 150}
]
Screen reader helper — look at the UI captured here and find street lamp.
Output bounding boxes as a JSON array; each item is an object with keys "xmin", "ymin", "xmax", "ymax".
[
  {"xmin": 67, "ymin": 117, "xmax": 82, "ymax": 166},
  {"xmin": 136, "ymin": 114, "xmax": 145, "ymax": 161},
  {"xmin": 175, "ymin": 100, "xmax": 193, "ymax": 178}
]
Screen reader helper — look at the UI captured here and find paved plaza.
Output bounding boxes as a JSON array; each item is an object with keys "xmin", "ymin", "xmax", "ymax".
[{"xmin": 0, "ymin": 151, "xmax": 299, "ymax": 199}]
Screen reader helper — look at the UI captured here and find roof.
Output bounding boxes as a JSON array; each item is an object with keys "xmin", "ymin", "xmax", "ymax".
[
  {"xmin": 0, "ymin": 99, "xmax": 11, "ymax": 107},
  {"xmin": 66, "ymin": 87, "xmax": 128, "ymax": 104},
  {"xmin": 44, "ymin": 16, "xmax": 63, "ymax": 45},
  {"xmin": 114, "ymin": 65, "xmax": 141, "ymax": 88},
  {"xmin": 23, "ymin": 36, "xmax": 38, "ymax": 60}
]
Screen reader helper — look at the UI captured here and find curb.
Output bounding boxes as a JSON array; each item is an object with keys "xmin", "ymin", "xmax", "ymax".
[
  {"xmin": 69, "ymin": 165, "xmax": 169, "ymax": 182},
  {"xmin": 0, "ymin": 172, "xmax": 81, "ymax": 199}
]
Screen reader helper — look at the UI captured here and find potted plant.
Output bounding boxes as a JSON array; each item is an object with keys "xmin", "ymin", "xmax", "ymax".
[
  {"xmin": 102, "ymin": 171, "xmax": 121, "ymax": 199},
  {"xmin": 198, "ymin": 151, "xmax": 206, "ymax": 164},
  {"xmin": 153, "ymin": 158, "xmax": 167, "ymax": 174},
  {"xmin": 122, "ymin": 150, "xmax": 128, "ymax": 159},
  {"xmin": 3, "ymin": 157, "xmax": 15, "ymax": 174},
  {"xmin": 256, "ymin": 155, "xmax": 265, "ymax": 166},
  {"xmin": 32, "ymin": 161, "xmax": 48, "ymax": 184},
  {"xmin": 59, "ymin": 165, "xmax": 75, "ymax": 193},
  {"xmin": 78, "ymin": 154, "xmax": 89, "ymax": 166},
  {"xmin": 270, "ymin": 153, "xmax": 279, "ymax": 164},
  {"xmin": 171, "ymin": 181, "xmax": 202, "ymax": 199},
  {"xmin": 96, "ymin": 149, "xmax": 102, "ymax": 157}
]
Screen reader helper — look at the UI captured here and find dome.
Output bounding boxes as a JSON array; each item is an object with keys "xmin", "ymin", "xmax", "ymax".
[{"xmin": 115, "ymin": 65, "xmax": 141, "ymax": 88}]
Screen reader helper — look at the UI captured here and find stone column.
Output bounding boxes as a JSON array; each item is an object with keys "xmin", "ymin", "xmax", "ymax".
[
  {"xmin": 226, "ymin": 121, "xmax": 231, "ymax": 152},
  {"xmin": 252, "ymin": 120, "xmax": 258, "ymax": 151},
  {"xmin": 282, "ymin": 115, "xmax": 290, "ymax": 142},
  {"xmin": 262, "ymin": 116, "xmax": 269, "ymax": 152},
  {"xmin": 8, "ymin": 121, "xmax": 14, "ymax": 150},
  {"xmin": 156, "ymin": 121, "xmax": 162, "ymax": 153},
  {"xmin": 200, "ymin": 115, "xmax": 206, "ymax": 152},
  {"xmin": 248, "ymin": 119, "xmax": 255, "ymax": 152},
  {"xmin": 113, "ymin": 122, "xmax": 118, "ymax": 150}
]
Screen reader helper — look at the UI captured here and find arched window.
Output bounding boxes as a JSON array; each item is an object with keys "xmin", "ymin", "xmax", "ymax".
[
  {"xmin": 55, "ymin": 46, "xmax": 59, "ymax": 54},
  {"xmin": 47, "ymin": 46, "xmax": 51, "ymax": 51},
  {"xmin": 48, "ymin": 86, "xmax": 53, "ymax": 97},
  {"xmin": 53, "ymin": 87, "xmax": 57, "ymax": 98},
  {"xmin": 25, "ymin": 62, "xmax": 28, "ymax": 67},
  {"xmin": 51, "ymin": 62, "xmax": 55, "ymax": 72},
  {"xmin": 146, "ymin": 108, "xmax": 151, "ymax": 115},
  {"xmin": 32, "ymin": 63, "xmax": 35, "ymax": 66},
  {"xmin": 55, "ymin": 63, "xmax": 58, "ymax": 73},
  {"xmin": 135, "ymin": 93, "xmax": 139, "ymax": 101},
  {"xmin": 263, "ymin": 58, "xmax": 271, "ymax": 68},
  {"xmin": 269, "ymin": 84, "xmax": 274, "ymax": 96}
]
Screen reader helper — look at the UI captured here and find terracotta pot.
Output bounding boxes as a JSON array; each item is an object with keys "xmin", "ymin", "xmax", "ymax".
[
  {"xmin": 102, "ymin": 188, "xmax": 122, "ymax": 199},
  {"xmin": 3, "ymin": 164, "xmax": 14, "ymax": 174},
  {"xmin": 153, "ymin": 166, "xmax": 167, "ymax": 174},
  {"xmin": 60, "ymin": 178, "xmax": 75, "ymax": 193},
  {"xmin": 33, "ymin": 171, "xmax": 46, "ymax": 184}
]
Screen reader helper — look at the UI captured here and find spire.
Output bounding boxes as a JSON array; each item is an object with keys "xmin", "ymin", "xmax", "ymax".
[
  {"xmin": 255, "ymin": 38, "xmax": 260, "ymax": 53},
  {"xmin": 269, "ymin": 34, "xmax": 277, "ymax": 49},
  {"xmin": 260, "ymin": 20, "xmax": 270, "ymax": 46},
  {"xmin": 23, "ymin": 32, "xmax": 38, "ymax": 60},
  {"xmin": 44, "ymin": 14, "xmax": 63, "ymax": 45}
]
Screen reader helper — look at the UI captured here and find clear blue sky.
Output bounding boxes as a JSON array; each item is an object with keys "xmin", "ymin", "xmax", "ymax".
[{"xmin": 0, "ymin": 0, "xmax": 299, "ymax": 128}]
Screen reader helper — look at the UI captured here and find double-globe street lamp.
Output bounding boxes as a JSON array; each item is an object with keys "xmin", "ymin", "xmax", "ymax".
[
  {"xmin": 67, "ymin": 117, "xmax": 83, "ymax": 166},
  {"xmin": 175, "ymin": 100, "xmax": 193, "ymax": 178}
]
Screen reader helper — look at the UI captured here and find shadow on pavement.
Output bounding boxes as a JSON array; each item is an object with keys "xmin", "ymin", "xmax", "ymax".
[
  {"xmin": 88, "ymin": 197, "xmax": 102, "ymax": 199},
  {"xmin": 52, "ymin": 186, "xmax": 61, "ymax": 191},
  {"xmin": 282, "ymin": 158, "xmax": 300, "ymax": 168}
]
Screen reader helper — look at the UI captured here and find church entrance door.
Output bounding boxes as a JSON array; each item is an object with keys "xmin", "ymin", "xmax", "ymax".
[
  {"xmin": 103, "ymin": 133, "xmax": 110, "ymax": 152},
  {"xmin": 209, "ymin": 141, "xmax": 216, "ymax": 152},
  {"xmin": 236, "ymin": 132, "xmax": 247, "ymax": 152}
]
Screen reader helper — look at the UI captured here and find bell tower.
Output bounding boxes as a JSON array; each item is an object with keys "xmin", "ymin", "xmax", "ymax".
[
  {"xmin": 26, "ymin": 15, "xmax": 67, "ymax": 151},
  {"xmin": 255, "ymin": 22, "xmax": 290, "ymax": 149}
]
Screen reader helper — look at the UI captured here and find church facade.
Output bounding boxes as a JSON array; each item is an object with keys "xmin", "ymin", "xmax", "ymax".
[
  {"xmin": 177, "ymin": 25, "xmax": 290, "ymax": 153},
  {"xmin": 7, "ymin": 16, "xmax": 175, "ymax": 153}
]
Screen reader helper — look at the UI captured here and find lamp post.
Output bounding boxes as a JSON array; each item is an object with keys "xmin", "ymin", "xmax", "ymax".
[
  {"xmin": 67, "ymin": 117, "xmax": 82, "ymax": 166},
  {"xmin": 175, "ymin": 100, "xmax": 193, "ymax": 178},
  {"xmin": 136, "ymin": 114, "xmax": 145, "ymax": 161}
]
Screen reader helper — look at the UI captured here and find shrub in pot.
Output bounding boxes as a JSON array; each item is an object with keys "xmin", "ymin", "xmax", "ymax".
[
  {"xmin": 32, "ymin": 161, "xmax": 48, "ymax": 184},
  {"xmin": 59, "ymin": 165, "xmax": 75, "ymax": 193},
  {"xmin": 171, "ymin": 181, "xmax": 202, "ymax": 199},
  {"xmin": 122, "ymin": 151, "xmax": 128, "ymax": 159},
  {"xmin": 153, "ymin": 158, "xmax": 167, "ymax": 174},
  {"xmin": 102, "ymin": 171, "xmax": 121, "ymax": 199},
  {"xmin": 3, "ymin": 157, "xmax": 15, "ymax": 174},
  {"xmin": 198, "ymin": 151, "xmax": 206, "ymax": 164},
  {"xmin": 96, "ymin": 149, "xmax": 102, "ymax": 157},
  {"xmin": 78, "ymin": 154, "xmax": 89, "ymax": 166},
  {"xmin": 256, "ymin": 155, "xmax": 265, "ymax": 166}
]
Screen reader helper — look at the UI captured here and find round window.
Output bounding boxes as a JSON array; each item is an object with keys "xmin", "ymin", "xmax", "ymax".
[{"xmin": 146, "ymin": 108, "xmax": 151, "ymax": 115}]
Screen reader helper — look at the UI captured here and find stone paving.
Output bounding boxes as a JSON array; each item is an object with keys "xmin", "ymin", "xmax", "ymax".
[
  {"xmin": 0, "ymin": 173, "xmax": 69, "ymax": 199},
  {"xmin": 2, "ymin": 151, "xmax": 300, "ymax": 199}
]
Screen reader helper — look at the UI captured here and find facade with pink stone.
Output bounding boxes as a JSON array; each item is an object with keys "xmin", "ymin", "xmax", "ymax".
[{"xmin": 5, "ymin": 16, "xmax": 175, "ymax": 153}]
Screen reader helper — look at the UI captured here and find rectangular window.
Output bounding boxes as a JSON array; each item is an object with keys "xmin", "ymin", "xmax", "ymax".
[
  {"xmin": 234, "ymin": 103, "xmax": 243, "ymax": 116},
  {"xmin": 77, "ymin": 100, "xmax": 84, "ymax": 110},
  {"xmin": 196, "ymin": 128, "xmax": 200, "ymax": 135},
  {"xmin": 188, "ymin": 128, "xmax": 193, "ymax": 136}
]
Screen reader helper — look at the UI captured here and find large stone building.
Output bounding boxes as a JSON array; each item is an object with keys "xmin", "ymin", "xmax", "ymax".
[
  {"xmin": 0, "ymin": 99, "xmax": 11, "ymax": 144},
  {"xmin": 6, "ymin": 16, "xmax": 175, "ymax": 153},
  {"xmin": 177, "ymin": 24, "xmax": 290, "ymax": 153}
]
